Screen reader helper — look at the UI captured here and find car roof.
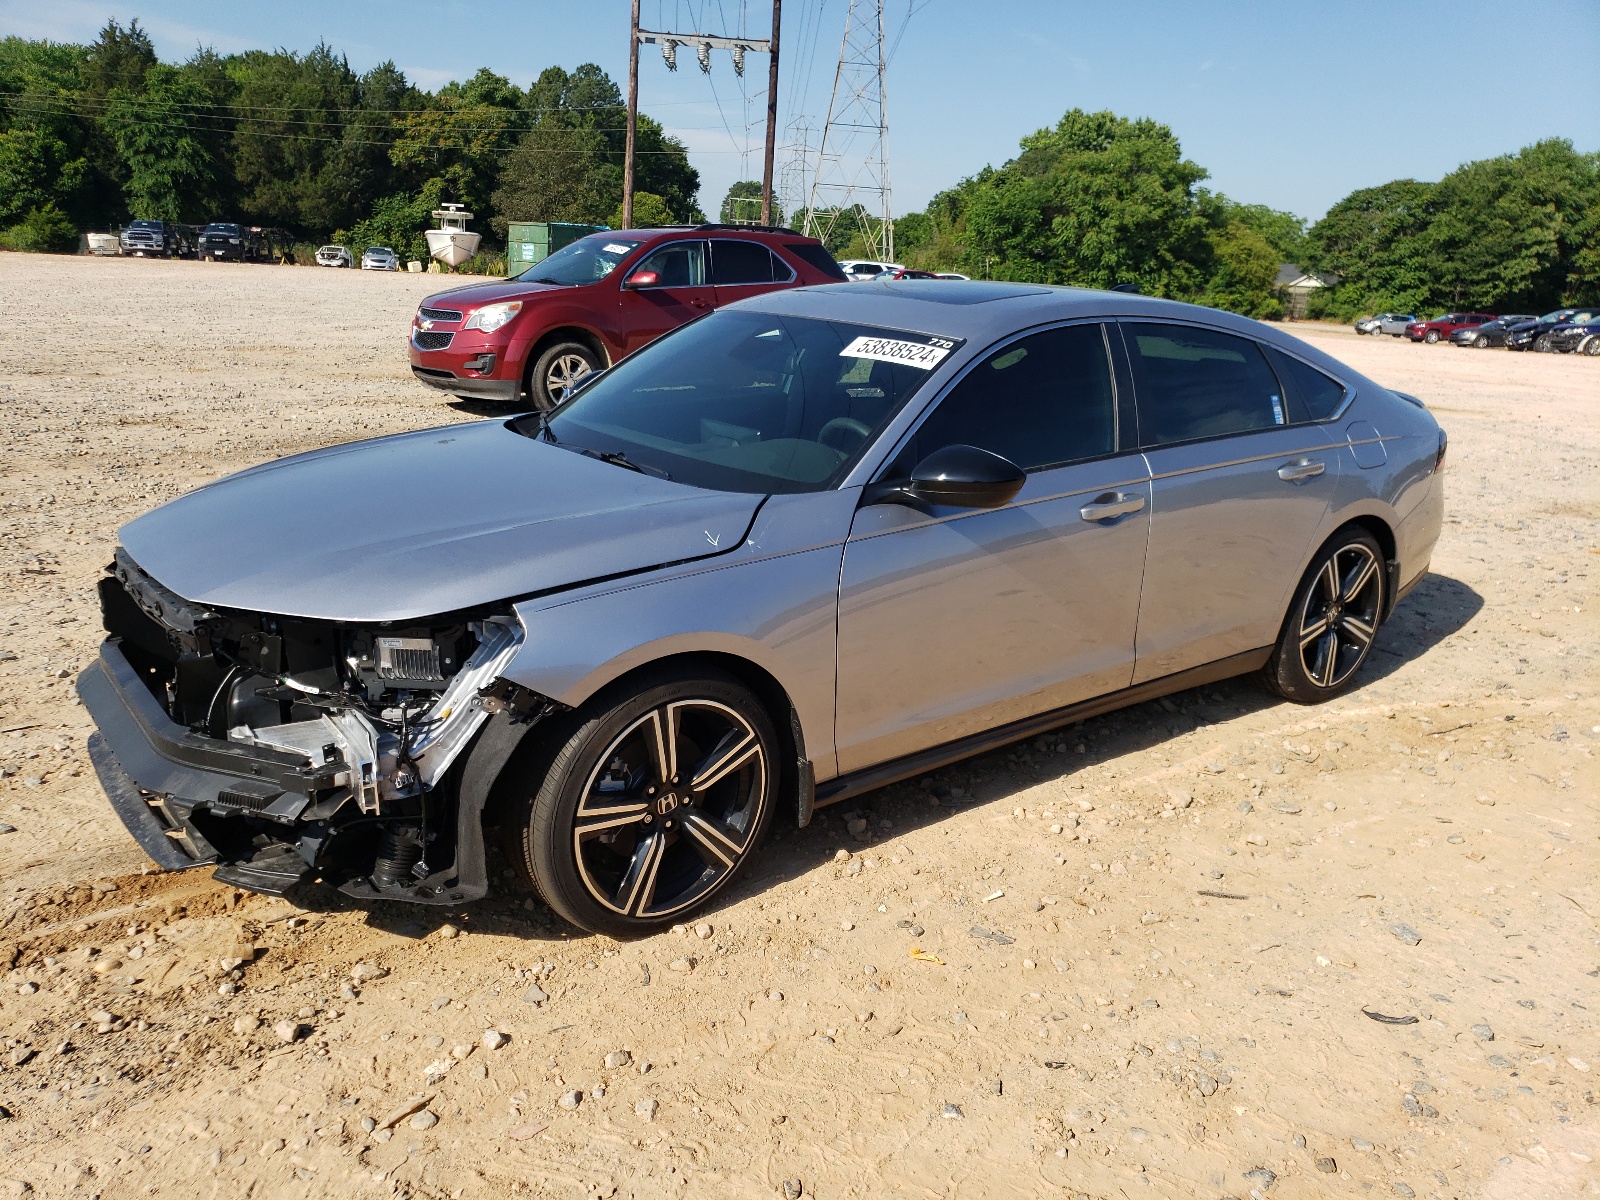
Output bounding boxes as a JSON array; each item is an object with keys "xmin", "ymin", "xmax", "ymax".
[
  {"xmin": 730, "ymin": 279, "xmax": 1346, "ymax": 355},
  {"xmin": 601, "ymin": 225, "xmax": 826, "ymax": 245}
]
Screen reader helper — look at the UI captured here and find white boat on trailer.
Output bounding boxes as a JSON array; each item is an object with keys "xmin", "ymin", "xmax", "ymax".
[{"xmin": 425, "ymin": 203, "xmax": 481, "ymax": 268}]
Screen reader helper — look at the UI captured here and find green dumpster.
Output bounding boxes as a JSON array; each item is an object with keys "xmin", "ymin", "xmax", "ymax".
[{"xmin": 505, "ymin": 222, "xmax": 609, "ymax": 276}]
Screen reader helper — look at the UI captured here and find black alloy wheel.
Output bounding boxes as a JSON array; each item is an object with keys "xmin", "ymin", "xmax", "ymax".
[
  {"xmin": 529, "ymin": 341, "xmax": 600, "ymax": 410},
  {"xmin": 515, "ymin": 670, "xmax": 778, "ymax": 935},
  {"xmin": 1259, "ymin": 527, "xmax": 1386, "ymax": 703},
  {"xmin": 1534, "ymin": 333, "xmax": 1554, "ymax": 353}
]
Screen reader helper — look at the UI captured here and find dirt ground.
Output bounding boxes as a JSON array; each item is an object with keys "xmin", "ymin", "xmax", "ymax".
[{"xmin": 0, "ymin": 253, "xmax": 1595, "ymax": 1200}]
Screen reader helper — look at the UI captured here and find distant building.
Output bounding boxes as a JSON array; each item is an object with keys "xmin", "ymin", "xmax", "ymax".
[{"xmin": 1276, "ymin": 264, "xmax": 1336, "ymax": 320}]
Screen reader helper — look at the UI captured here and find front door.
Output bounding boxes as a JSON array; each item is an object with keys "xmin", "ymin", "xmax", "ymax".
[
  {"xmin": 615, "ymin": 239, "xmax": 714, "ymax": 356},
  {"xmin": 1119, "ymin": 321, "xmax": 1343, "ymax": 683},
  {"xmin": 835, "ymin": 323, "xmax": 1150, "ymax": 774}
]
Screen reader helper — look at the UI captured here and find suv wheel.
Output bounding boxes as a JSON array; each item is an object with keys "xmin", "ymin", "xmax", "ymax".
[
  {"xmin": 529, "ymin": 341, "xmax": 600, "ymax": 410},
  {"xmin": 513, "ymin": 669, "xmax": 778, "ymax": 936},
  {"xmin": 1423, "ymin": 329, "xmax": 1441, "ymax": 344},
  {"xmin": 1259, "ymin": 527, "xmax": 1386, "ymax": 704}
]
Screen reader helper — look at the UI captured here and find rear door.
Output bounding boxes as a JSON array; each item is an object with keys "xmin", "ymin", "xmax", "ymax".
[
  {"xmin": 1121, "ymin": 321, "xmax": 1343, "ymax": 684},
  {"xmin": 835, "ymin": 322, "xmax": 1150, "ymax": 772},
  {"xmin": 615, "ymin": 239, "xmax": 714, "ymax": 356},
  {"xmin": 710, "ymin": 238, "xmax": 795, "ymax": 307}
]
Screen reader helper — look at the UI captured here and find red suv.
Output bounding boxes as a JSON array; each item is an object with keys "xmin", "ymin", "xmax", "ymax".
[
  {"xmin": 410, "ymin": 225, "xmax": 847, "ymax": 407},
  {"xmin": 1405, "ymin": 312, "xmax": 1495, "ymax": 344}
]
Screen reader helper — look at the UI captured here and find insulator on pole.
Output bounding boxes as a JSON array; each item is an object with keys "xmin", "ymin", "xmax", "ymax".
[
  {"xmin": 696, "ymin": 42, "xmax": 713, "ymax": 73},
  {"xmin": 732, "ymin": 45, "xmax": 746, "ymax": 76},
  {"xmin": 662, "ymin": 39, "xmax": 678, "ymax": 71}
]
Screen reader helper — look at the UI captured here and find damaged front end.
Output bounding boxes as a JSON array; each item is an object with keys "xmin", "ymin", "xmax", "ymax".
[{"xmin": 77, "ymin": 549, "xmax": 559, "ymax": 903}]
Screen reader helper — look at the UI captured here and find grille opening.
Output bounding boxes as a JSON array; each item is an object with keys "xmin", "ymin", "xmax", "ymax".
[
  {"xmin": 419, "ymin": 306, "xmax": 463, "ymax": 322},
  {"xmin": 414, "ymin": 331, "xmax": 454, "ymax": 351}
]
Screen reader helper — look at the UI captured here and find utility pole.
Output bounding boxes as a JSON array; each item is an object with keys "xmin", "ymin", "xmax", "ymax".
[
  {"xmin": 761, "ymin": 0, "xmax": 782, "ymax": 225},
  {"xmin": 624, "ymin": 8, "xmax": 777, "ymax": 229},
  {"xmin": 623, "ymin": 0, "xmax": 641, "ymax": 229}
]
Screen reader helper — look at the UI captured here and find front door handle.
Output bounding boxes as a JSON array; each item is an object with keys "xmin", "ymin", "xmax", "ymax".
[
  {"xmin": 1079, "ymin": 491, "xmax": 1146, "ymax": 522},
  {"xmin": 1277, "ymin": 458, "xmax": 1326, "ymax": 483}
]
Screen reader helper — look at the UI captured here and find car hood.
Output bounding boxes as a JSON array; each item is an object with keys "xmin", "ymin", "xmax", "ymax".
[
  {"xmin": 118, "ymin": 421, "xmax": 763, "ymax": 623},
  {"xmin": 422, "ymin": 278, "xmax": 576, "ymax": 311}
]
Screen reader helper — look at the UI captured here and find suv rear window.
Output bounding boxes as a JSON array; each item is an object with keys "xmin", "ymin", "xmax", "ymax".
[
  {"xmin": 785, "ymin": 243, "xmax": 847, "ymax": 281},
  {"xmin": 711, "ymin": 239, "xmax": 780, "ymax": 285}
]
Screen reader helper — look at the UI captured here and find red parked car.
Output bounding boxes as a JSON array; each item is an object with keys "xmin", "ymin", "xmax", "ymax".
[
  {"xmin": 410, "ymin": 225, "xmax": 847, "ymax": 408},
  {"xmin": 1405, "ymin": 312, "xmax": 1496, "ymax": 344}
]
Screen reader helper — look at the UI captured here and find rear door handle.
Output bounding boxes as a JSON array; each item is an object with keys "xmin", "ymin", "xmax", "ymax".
[
  {"xmin": 690, "ymin": 298, "xmax": 711, "ymax": 309},
  {"xmin": 1079, "ymin": 492, "xmax": 1146, "ymax": 522},
  {"xmin": 1277, "ymin": 458, "xmax": 1326, "ymax": 482}
]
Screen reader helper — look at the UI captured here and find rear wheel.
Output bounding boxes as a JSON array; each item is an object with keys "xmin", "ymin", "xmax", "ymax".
[
  {"xmin": 1259, "ymin": 527, "xmax": 1386, "ymax": 704},
  {"xmin": 514, "ymin": 669, "xmax": 778, "ymax": 936},
  {"xmin": 528, "ymin": 341, "xmax": 601, "ymax": 410}
]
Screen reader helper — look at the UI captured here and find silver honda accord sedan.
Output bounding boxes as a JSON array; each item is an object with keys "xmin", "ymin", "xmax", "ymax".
[{"xmin": 78, "ymin": 281, "xmax": 1446, "ymax": 935}]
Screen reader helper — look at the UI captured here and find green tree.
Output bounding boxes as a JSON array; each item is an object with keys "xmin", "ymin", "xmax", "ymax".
[
  {"xmin": 3, "ymin": 201, "xmax": 78, "ymax": 251},
  {"xmin": 82, "ymin": 18, "xmax": 154, "ymax": 96},
  {"xmin": 103, "ymin": 64, "xmax": 223, "ymax": 221},
  {"xmin": 1198, "ymin": 221, "xmax": 1284, "ymax": 319},
  {"xmin": 719, "ymin": 180, "xmax": 780, "ymax": 225},
  {"xmin": 609, "ymin": 191, "xmax": 673, "ymax": 228}
]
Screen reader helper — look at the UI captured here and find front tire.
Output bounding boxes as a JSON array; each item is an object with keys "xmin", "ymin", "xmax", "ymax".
[
  {"xmin": 1258, "ymin": 527, "xmax": 1386, "ymax": 704},
  {"xmin": 1581, "ymin": 336, "xmax": 1600, "ymax": 357},
  {"xmin": 514, "ymin": 669, "xmax": 779, "ymax": 936},
  {"xmin": 1424, "ymin": 329, "xmax": 1441, "ymax": 344},
  {"xmin": 1534, "ymin": 333, "xmax": 1554, "ymax": 352},
  {"xmin": 1474, "ymin": 334, "xmax": 1489, "ymax": 348},
  {"xmin": 527, "ymin": 341, "xmax": 601, "ymax": 410}
]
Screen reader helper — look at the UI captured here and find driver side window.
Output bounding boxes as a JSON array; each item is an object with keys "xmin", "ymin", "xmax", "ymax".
[
  {"xmin": 894, "ymin": 324, "xmax": 1117, "ymax": 474},
  {"xmin": 632, "ymin": 240, "xmax": 706, "ymax": 288}
]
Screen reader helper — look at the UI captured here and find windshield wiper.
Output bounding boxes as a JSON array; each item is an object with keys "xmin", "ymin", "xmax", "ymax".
[{"xmin": 579, "ymin": 447, "xmax": 670, "ymax": 480}]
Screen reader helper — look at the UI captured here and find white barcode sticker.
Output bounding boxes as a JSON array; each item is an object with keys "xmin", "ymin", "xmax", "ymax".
[
  {"xmin": 603, "ymin": 242, "xmax": 633, "ymax": 255},
  {"xmin": 840, "ymin": 335, "xmax": 955, "ymax": 370}
]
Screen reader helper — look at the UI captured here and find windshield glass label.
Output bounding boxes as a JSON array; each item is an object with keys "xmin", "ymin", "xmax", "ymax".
[
  {"xmin": 602, "ymin": 243, "xmax": 633, "ymax": 255},
  {"xmin": 840, "ymin": 335, "xmax": 954, "ymax": 370}
]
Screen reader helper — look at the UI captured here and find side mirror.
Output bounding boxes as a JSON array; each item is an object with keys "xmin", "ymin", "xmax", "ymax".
[
  {"xmin": 868, "ymin": 444, "xmax": 1025, "ymax": 509},
  {"xmin": 622, "ymin": 269, "xmax": 659, "ymax": 290}
]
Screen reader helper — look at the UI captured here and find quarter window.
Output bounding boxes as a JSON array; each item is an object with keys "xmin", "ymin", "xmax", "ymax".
[
  {"xmin": 1124, "ymin": 323, "xmax": 1284, "ymax": 447},
  {"xmin": 711, "ymin": 239, "xmax": 779, "ymax": 285},
  {"xmin": 898, "ymin": 324, "xmax": 1116, "ymax": 473},
  {"xmin": 1263, "ymin": 346, "xmax": 1347, "ymax": 422},
  {"xmin": 633, "ymin": 241, "xmax": 706, "ymax": 288}
]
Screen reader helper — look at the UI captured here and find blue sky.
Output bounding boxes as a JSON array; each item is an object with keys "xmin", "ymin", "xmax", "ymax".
[{"xmin": 5, "ymin": 0, "xmax": 1597, "ymax": 225}]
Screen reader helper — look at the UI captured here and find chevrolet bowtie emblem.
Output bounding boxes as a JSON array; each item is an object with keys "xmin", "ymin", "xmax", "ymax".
[{"xmin": 419, "ymin": 319, "xmax": 434, "ymax": 331}]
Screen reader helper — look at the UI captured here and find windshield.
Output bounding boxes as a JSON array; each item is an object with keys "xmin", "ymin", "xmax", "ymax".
[
  {"xmin": 517, "ymin": 310, "xmax": 959, "ymax": 494},
  {"xmin": 205, "ymin": 224, "xmax": 239, "ymax": 234},
  {"xmin": 129, "ymin": 220, "xmax": 162, "ymax": 230},
  {"xmin": 516, "ymin": 235, "xmax": 641, "ymax": 286}
]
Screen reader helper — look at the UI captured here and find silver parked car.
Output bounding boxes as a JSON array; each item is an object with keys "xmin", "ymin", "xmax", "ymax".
[
  {"xmin": 1354, "ymin": 312, "xmax": 1416, "ymax": 337},
  {"xmin": 78, "ymin": 282, "xmax": 1446, "ymax": 935},
  {"xmin": 361, "ymin": 245, "xmax": 399, "ymax": 271}
]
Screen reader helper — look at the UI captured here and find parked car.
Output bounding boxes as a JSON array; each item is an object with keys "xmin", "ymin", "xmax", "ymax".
[
  {"xmin": 1354, "ymin": 313, "xmax": 1416, "ymax": 337},
  {"xmin": 316, "ymin": 244, "xmax": 354, "ymax": 268},
  {"xmin": 79, "ymin": 281, "xmax": 1445, "ymax": 935},
  {"xmin": 935, "ymin": 272, "xmax": 971, "ymax": 281},
  {"xmin": 885, "ymin": 268, "xmax": 942, "ymax": 280},
  {"xmin": 119, "ymin": 220, "xmax": 193, "ymax": 259},
  {"xmin": 1574, "ymin": 319, "xmax": 1600, "ymax": 356},
  {"xmin": 1448, "ymin": 315, "xmax": 1535, "ymax": 348},
  {"xmin": 198, "ymin": 222, "xmax": 261, "ymax": 262},
  {"xmin": 837, "ymin": 259, "xmax": 904, "ymax": 282},
  {"xmin": 1505, "ymin": 310, "xmax": 1578, "ymax": 352},
  {"xmin": 1541, "ymin": 310, "xmax": 1600, "ymax": 353},
  {"xmin": 361, "ymin": 246, "xmax": 399, "ymax": 271},
  {"xmin": 1405, "ymin": 313, "xmax": 1495, "ymax": 343},
  {"xmin": 409, "ymin": 224, "xmax": 848, "ymax": 408}
]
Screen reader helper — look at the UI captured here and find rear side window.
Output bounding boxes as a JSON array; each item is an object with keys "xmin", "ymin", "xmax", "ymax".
[
  {"xmin": 897, "ymin": 324, "xmax": 1116, "ymax": 473},
  {"xmin": 1124, "ymin": 323, "xmax": 1284, "ymax": 447},
  {"xmin": 711, "ymin": 239, "xmax": 778, "ymax": 285},
  {"xmin": 785, "ymin": 242, "xmax": 847, "ymax": 280},
  {"xmin": 1263, "ymin": 346, "xmax": 1347, "ymax": 422}
]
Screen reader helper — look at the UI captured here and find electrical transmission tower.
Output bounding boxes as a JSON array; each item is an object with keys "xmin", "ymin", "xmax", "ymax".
[{"xmin": 803, "ymin": 0, "xmax": 892, "ymax": 261}]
